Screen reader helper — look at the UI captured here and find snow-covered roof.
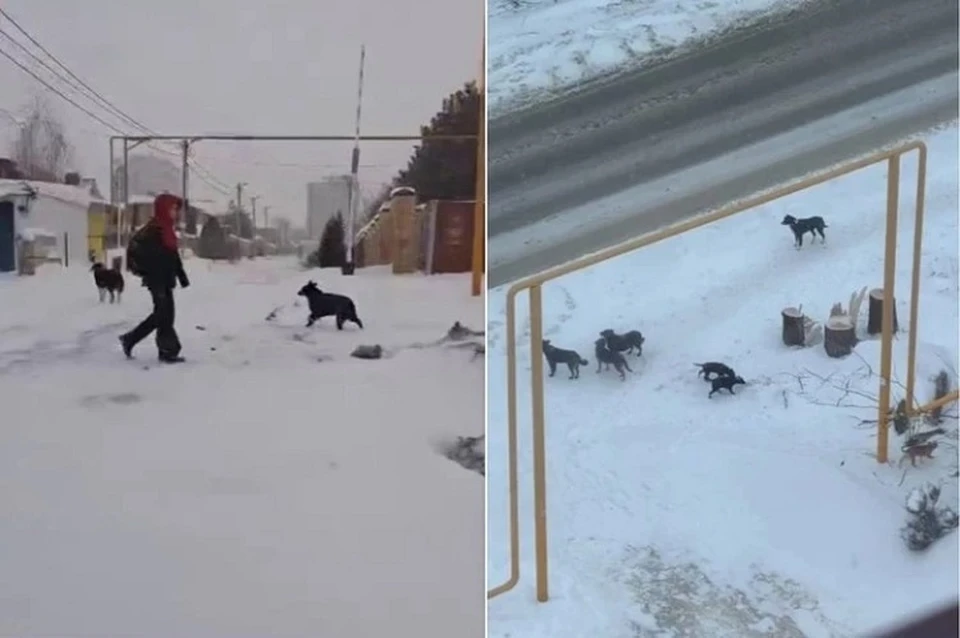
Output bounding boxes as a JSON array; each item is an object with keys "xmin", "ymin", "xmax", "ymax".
[
  {"xmin": 125, "ymin": 195, "xmax": 156, "ymax": 205},
  {"xmin": 390, "ymin": 186, "xmax": 416, "ymax": 198},
  {"xmin": 0, "ymin": 181, "xmax": 34, "ymax": 200},
  {"xmin": 122, "ymin": 195, "xmax": 222, "ymax": 214},
  {"xmin": 0, "ymin": 178, "xmax": 105, "ymax": 208}
]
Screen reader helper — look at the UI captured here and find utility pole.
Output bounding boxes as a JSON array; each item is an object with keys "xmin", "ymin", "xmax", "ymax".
[
  {"xmin": 263, "ymin": 205, "xmax": 270, "ymax": 229},
  {"xmin": 250, "ymin": 195, "xmax": 260, "ymax": 232},
  {"xmin": 344, "ymin": 44, "xmax": 366, "ymax": 275},
  {"xmin": 180, "ymin": 140, "xmax": 190, "ymax": 237},
  {"xmin": 235, "ymin": 182, "xmax": 246, "ymax": 237},
  {"xmin": 120, "ymin": 140, "xmax": 129, "ymax": 247}
]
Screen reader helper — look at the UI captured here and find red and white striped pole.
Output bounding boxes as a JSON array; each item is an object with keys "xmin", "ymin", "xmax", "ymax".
[{"xmin": 345, "ymin": 44, "xmax": 366, "ymax": 274}]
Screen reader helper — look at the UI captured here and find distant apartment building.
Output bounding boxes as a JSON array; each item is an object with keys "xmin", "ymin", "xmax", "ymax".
[
  {"xmin": 306, "ymin": 175, "xmax": 352, "ymax": 239},
  {"xmin": 274, "ymin": 217, "xmax": 292, "ymax": 246}
]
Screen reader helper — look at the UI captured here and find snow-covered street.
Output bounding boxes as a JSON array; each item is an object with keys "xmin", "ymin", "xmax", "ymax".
[
  {"xmin": 488, "ymin": 0, "xmax": 803, "ymax": 115},
  {"xmin": 0, "ymin": 259, "xmax": 484, "ymax": 637},
  {"xmin": 486, "ymin": 124, "xmax": 959, "ymax": 637}
]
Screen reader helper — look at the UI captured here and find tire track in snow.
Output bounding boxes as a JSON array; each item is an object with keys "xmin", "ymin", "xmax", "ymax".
[{"xmin": 0, "ymin": 321, "xmax": 129, "ymax": 376}]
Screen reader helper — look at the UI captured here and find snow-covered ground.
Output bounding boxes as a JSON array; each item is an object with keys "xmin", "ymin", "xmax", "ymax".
[
  {"xmin": 0, "ymin": 260, "xmax": 484, "ymax": 637},
  {"xmin": 488, "ymin": 0, "xmax": 803, "ymax": 115},
  {"xmin": 486, "ymin": 124, "xmax": 960, "ymax": 637}
]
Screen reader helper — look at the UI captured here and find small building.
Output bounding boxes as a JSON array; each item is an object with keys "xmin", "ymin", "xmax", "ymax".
[
  {"xmin": 87, "ymin": 201, "xmax": 122, "ymax": 264},
  {"xmin": 0, "ymin": 181, "xmax": 34, "ymax": 273},
  {"xmin": 0, "ymin": 178, "xmax": 103, "ymax": 269},
  {"xmin": 123, "ymin": 195, "xmax": 157, "ymax": 229}
]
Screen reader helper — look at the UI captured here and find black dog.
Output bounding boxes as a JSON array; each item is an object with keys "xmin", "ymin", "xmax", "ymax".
[
  {"xmin": 297, "ymin": 280, "xmax": 364, "ymax": 330},
  {"xmin": 91, "ymin": 262, "xmax": 125, "ymax": 303},
  {"xmin": 781, "ymin": 214, "xmax": 827, "ymax": 248},
  {"xmin": 694, "ymin": 362, "xmax": 736, "ymax": 381},
  {"xmin": 542, "ymin": 339, "xmax": 588, "ymax": 379},
  {"xmin": 600, "ymin": 328, "xmax": 645, "ymax": 357},
  {"xmin": 708, "ymin": 375, "xmax": 746, "ymax": 398},
  {"xmin": 595, "ymin": 338, "xmax": 632, "ymax": 381}
]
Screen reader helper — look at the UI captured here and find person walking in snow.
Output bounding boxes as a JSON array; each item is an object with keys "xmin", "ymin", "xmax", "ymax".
[{"xmin": 119, "ymin": 193, "xmax": 191, "ymax": 363}]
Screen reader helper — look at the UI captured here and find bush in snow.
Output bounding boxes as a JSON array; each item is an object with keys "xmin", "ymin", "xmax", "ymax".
[
  {"xmin": 197, "ymin": 217, "xmax": 228, "ymax": 260},
  {"xmin": 901, "ymin": 482, "xmax": 959, "ymax": 551},
  {"xmin": 312, "ymin": 213, "xmax": 347, "ymax": 269},
  {"xmin": 442, "ymin": 435, "xmax": 485, "ymax": 476}
]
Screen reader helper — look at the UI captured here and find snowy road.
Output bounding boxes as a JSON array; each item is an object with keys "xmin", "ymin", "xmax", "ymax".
[
  {"xmin": 0, "ymin": 260, "xmax": 484, "ymax": 637},
  {"xmin": 488, "ymin": 0, "xmax": 958, "ymax": 286}
]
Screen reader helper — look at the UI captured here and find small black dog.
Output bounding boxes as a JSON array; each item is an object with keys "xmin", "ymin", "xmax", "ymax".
[
  {"xmin": 594, "ymin": 338, "xmax": 632, "ymax": 381},
  {"xmin": 297, "ymin": 280, "xmax": 364, "ymax": 330},
  {"xmin": 600, "ymin": 328, "xmax": 645, "ymax": 357},
  {"xmin": 694, "ymin": 362, "xmax": 736, "ymax": 380},
  {"xmin": 781, "ymin": 214, "xmax": 827, "ymax": 249},
  {"xmin": 542, "ymin": 339, "xmax": 588, "ymax": 379},
  {"xmin": 91, "ymin": 262, "xmax": 125, "ymax": 303},
  {"xmin": 708, "ymin": 375, "xmax": 746, "ymax": 398}
]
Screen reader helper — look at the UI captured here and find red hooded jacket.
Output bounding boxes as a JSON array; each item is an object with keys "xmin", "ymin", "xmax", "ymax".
[
  {"xmin": 136, "ymin": 193, "xmax": 189, "ymax": 289},
  {"xmin": 153, "ymin": 193, "xmax": 181, "ymax": 251}
]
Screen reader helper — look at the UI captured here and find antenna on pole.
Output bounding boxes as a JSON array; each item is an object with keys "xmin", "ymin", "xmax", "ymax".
[{"xmin": 343, "ymin": 44, "xmax": 365, "ymax": 276}]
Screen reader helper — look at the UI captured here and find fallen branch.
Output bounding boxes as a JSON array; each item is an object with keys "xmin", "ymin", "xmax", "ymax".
[
  {"xmin": 802, "ymin": 366, "xmax": 883, "ymax": 406},
  {"xmin": 805, "ymin": 399, "xmax": 877, "ymax": 410}
]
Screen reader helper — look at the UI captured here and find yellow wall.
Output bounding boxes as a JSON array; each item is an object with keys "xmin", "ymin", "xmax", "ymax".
[{"xmin": 88, "ymin": 211, "xmax": 106, "ymax": 263}]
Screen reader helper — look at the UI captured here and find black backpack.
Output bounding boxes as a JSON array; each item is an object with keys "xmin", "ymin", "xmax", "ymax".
[{"xmin": 126, "ymin": 221, "xmax": 160, "ymax": 277}]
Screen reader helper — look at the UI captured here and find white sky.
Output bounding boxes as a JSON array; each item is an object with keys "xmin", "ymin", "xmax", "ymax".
[{"xmin": 0, "ymin": 0, "xmax": 483, "ymax": 224}]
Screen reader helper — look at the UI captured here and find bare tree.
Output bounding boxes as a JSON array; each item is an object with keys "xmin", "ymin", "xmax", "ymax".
[{"xmin": 11, "ymin": 95, "xmax": 72, "ymax": 181}]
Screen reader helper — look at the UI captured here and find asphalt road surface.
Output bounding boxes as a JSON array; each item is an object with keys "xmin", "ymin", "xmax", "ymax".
[{"xmin": 488, "ymin": 0, "xmax": 959, "ymax": 288}]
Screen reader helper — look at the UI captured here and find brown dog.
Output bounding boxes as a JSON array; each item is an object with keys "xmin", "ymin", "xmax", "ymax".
[{"xmin": 899, "ymin": 441, "xmax": 938, "ymax": 468}]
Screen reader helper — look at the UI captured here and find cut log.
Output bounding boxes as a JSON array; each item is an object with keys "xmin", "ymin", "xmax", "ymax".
[
  {"xmin": 867, "ymin": 288, "xmax": 899, "ymax": 336},
  {"xmin": 824, "ymin": 316, "xmax": 858, "ymax": 358},
  {"xmin": 782, "ymin": 307, "xmax": 806, "ymax": 347}
]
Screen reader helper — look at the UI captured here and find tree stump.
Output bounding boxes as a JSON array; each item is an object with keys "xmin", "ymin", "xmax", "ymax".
[
  {"xmin": 782, "ymin": 307, "xmax": 806, "ymax": 347},
  {"xmin": 824, "ymin": 316, "xmax": 857, "ymax": 358},
  {"xmin": 867, "ymin": 288, "xmax": 899, "ymax": 336}
]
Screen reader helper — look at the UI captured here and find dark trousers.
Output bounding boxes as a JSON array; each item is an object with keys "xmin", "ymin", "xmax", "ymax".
[{"xmin": 124, "ymin": 286, "xmax": 181, "ymax": 357}]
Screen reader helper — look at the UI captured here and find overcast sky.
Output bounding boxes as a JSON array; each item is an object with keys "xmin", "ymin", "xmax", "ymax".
[{"xmin": 0, "ymin": 0, "xmax": 483, "ymax": 224}]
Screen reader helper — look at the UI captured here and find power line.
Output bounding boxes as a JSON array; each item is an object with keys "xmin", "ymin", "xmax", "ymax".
[
  {"xmin": 0, "ymin": 43, "xmax": 234, "ymax": 197},
  {"xmin": 199, "ymin": 157, "xmax": 400, "ymax": 170},
  {"xmin": 0, "ymin": 39, "xmax": 230, "ymax": 194},
  {"xmin": 0, "ymin": 21, "xmax": 182, "ymax": 160},
  {"xmin": 0, "ymin": 12, "xmax": 397, "ymax": 197},
  {"xmin": 0, "ymin": 38, "xmax": 230, "ymax": 193},
  {"xmin": 185, "ymin": 161, "xmax": 233, "ymax": 193},
  {"xmin": 0, "ymin": 8, "xmax": 235, "ymax": 194},
  {"xmin": 0, "ymin": 27, "xmax": 141, "ymax": 136},
  {"xmin": 0, "ymin": 46, "xmax": 125, "ymax": 132}
]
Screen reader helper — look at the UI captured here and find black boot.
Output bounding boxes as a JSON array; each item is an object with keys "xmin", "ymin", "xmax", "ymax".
[
  {"xmin": 119, "ymin": 335, "xmax": 134, "ymax": 359},
  {"xmin": 158, "ymin": 353, "xmax": 186, "ymax": 364}
]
